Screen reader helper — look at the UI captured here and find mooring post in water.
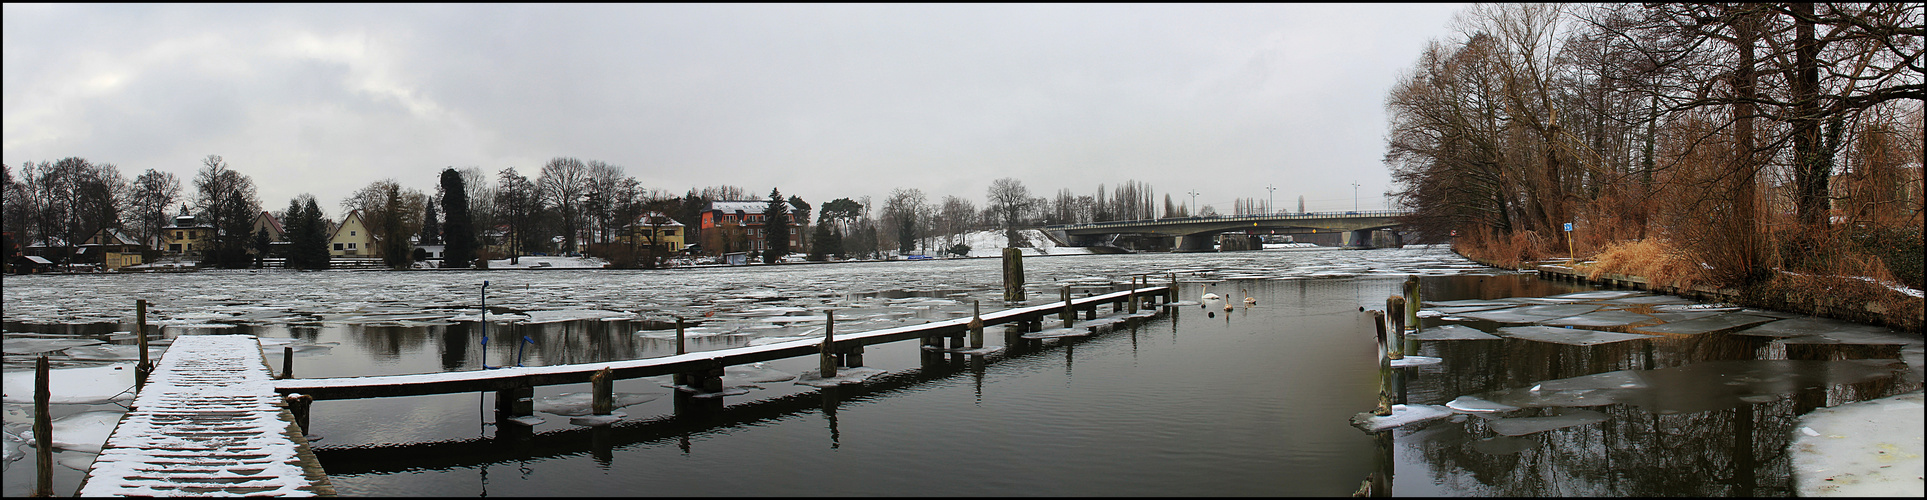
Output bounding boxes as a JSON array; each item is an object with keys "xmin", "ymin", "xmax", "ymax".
[
  {"xmin": 285, "ymin": 393, "xmax": 313, "ymax": 435},
  {"xmin": 1385, "ymin": 296, "xmax": 1405, "ymax": 360},
  {"xmin": 674, "ymin": 316, "xmax": 686, "ymax": 355},
  {"xmin": 480, "ymin": 281, "xmax": 491, "ymax": 369},
  {"xmin": 1002, "ymin": 248, "xmax": 1025, "ymax": 303},
  {"xmin": 35, "ymin": 354, "xmax": 53, "ymax": 497},
  {"xmin": 1060, "ymin": 285, "xmax": 1074, "ymax": 327},
  {"xmin": 135, "ymin": 299, "xmax": 151, "ymax": 391},
  {"xmin": 591, "ymin": 367, "xmax": 613, "ymax": 416},
  {"xmin": 1167, "ymin": 273, "xmax": 1178, "ymax": 302},
  {"xmin": 1403, "ymin": 276, "xmax": 1420, "ymax": 333},
  {"xmin": 281, "ymin": 346, "xmax": 293, "ymax": 380},
  {"xmin": 970, "ymin": 300, "xmax": 985, "ymax": 349},
  {"xmin": 1371, "ymin": 311, "xmax": 1393, "ymax": 417},
  {"xmin": 820, "ymin": 310, "xmax": 838, "ymax": 378}
]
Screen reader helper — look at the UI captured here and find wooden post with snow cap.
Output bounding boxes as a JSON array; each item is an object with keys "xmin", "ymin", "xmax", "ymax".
[
  {"xmin": 34, "ymin": 354, "xmax": 53, "ymax": 497},
  {"xmin": 1371, "ymin": 311, "xmax": 1393, "ymax": 417},
  {"xmin": 1386, "ymin": 296, "xmax": 1405, "ymax": 360},
  {"xmin": 969, "ymin": 300, "xmax": 985, "ymax": 349},
  {"xmin": 285, "ymin": 393, "xmax": 313, "ymax": 435},
  {"xmin": 674, "ymin": 317, "xmax": 686, "ymax": 355},
  {"xmin": 819, "ymin": 310, "xmax": 837, "ymax": 379},
  {"xmin": 281, "ymin": 346, "xmax": 294, "ymax": 380},
  {"xmin": 1060, "ymin": 285, "xmax": 1074, "ymax": 327},
  {"xmin": 1403, "ymin": 276, "xmax": 1420, "ymax": 333},
  {"xmin": 1002, "ymin": 248, "xmax": 1025, "ymax": 303},
  {"xmin": 136, "ymin": 299, "xmax": 152, "ymax": 391},
  {"xmin": 591, "ymin": 367, "xmax": 613, "ymax": 416}
]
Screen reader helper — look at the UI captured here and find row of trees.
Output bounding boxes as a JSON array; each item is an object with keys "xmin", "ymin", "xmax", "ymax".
[
  {"xmin": 1386, "ymin": 3, "xmax": 1922, "ymax": 290},
  {"xmin": 8, "ymin": 151, "xmax": 1267, "ymax": 269}
]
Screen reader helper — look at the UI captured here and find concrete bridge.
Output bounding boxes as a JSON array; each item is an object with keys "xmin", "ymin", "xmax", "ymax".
[{"xmin": 1043, "ymin": 210, "xmax": 1412, "ymax": 252}]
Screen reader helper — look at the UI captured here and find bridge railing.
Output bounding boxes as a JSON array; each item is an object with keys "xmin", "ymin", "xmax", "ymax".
[{"xmin": 1044, "ymin": 210, "xmax": 1413, "ymax": 232}]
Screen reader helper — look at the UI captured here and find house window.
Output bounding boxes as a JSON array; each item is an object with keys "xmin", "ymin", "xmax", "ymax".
[
  {"xmin": 350, "ymin": 230, "xmax": 356, "ymax": 236},
  {"xmin": 185, "ymin": 244, "xmax": 193, "ymax": 252},
  {"xmin": 187, "ymin": 232, "xmax": 196, "ymax": 240},
  {"xmin": 169, "ymin": 244, "xmax": 181, "ymax": 252},
  {"xmin": 334, "ymin": 243, "xmax": 344, "ymax": 251},
  {"xmin": 175, "ymin": 231, "xmax": 183, "ymax": 239},
  {"xmin": 347, "ymin": 243, "xmax": 357, "ymax": 250},
  {"xmin": 664, "ymin": 229, "xmax": 676, "ymax": 236}
]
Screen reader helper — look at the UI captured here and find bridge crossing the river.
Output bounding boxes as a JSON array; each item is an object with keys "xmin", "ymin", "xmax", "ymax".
[{"xmin": 1045, "ymin": 210, "xmax": 1412, "ymax": 251}]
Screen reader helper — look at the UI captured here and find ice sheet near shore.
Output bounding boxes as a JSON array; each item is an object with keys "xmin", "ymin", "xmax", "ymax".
[
  {"xmin": 1791, "ymin": 391, "xmax": 1924, "ymax": 497},
  {"xmin": 1350, "ymin": 404, "xmax": 1453, "ymax": 432}
]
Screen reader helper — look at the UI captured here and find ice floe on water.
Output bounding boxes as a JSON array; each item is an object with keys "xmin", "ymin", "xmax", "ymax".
[
  {"xmin": 22, "ymin": 410, "xmax": 123, "ymax": 453},
  {"xmin": 1389, "ymin": 356, "xmax": 1443, "ymax": 368},
  {"xmin": 1496, "ymin": 325, "xmax": 1660, "ymax": 346},
  {"xmin": 1410, "ymin": 325, "xmax": 1501, "ymax": 341},
  {"xmin": 3, "ymin": 427, "xmax": 24, "ymax": 464},
  {"xmin": 1445, "ymin": 395, "xmax": 1520, "ymax": 413},
  {"xmin": 1631, "ymin": 313, "xmax": 1776, "ymax": 335},
  {"xmin": 1538, "ymin": 310, "xmax": 1657, "ymax": 329},
  {"xmin": 569, "ymin": 413, "xmax": 625, "ymax": 426},
  {"xmin": 1456, "ymin": 304, "xmax": 1601, "ymax": 324},
  {"xmin": 2, "ymin": 363, "xmax": 136, "ymax": 404},
  {"xmin": 1479, "ymin": 360, "xmax": 1903, "ymax": 415},
  {"xmin": 3, "ymin": 338, "xmax": 103, "ymax": 355},
  {"xmin": 795, "ymin": 367, "xmax": 886, "ymax": 387},
  {"xmin": 532, "ymin": 392, "xmax": 665, "ymax": 416},
  {"xmin": 1351, "ymin": 404, "xmax": 1453, "ymax": 432},
  {"xmin": 1791, "ymin": 391, "xmax": 1923, "ymax": 497},
  {"xmin": 523, "ymin": 309, "xmax": 637, "ymax": 324}
]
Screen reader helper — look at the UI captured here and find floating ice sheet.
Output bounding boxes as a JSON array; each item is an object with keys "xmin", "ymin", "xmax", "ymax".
[
  {"xmin": 794, "ymin": 366, "xmax": 886, "ymax": 387},
  {"xmin": 1487, "ymin": 409, "xmax": 1609, "ymax": 436},
  {"xmin": 523, "ymin": 309, "xmax": 637, "ymax": 324},
  {"xmin": 569, "ymin": 413, "xmax": 625, "ymax": 426},
  {"xmin": 1539, "ymin": 310, "xmax": 1656, "ymax": 329},
  {"xmin": 922, "ymin": 345, "xmax": 1005, "ymax": 355},
  {"xmin": 2, "ymin": 363, "xmax": 136, "ymax": 404},
  {"xmin": 1791, "ymin": 391, "xmax": 1923, "ymax": 497},
  {"xmin": 1458, "ymin": 304, "xmax": 1602, "ymax": 324},
  {"xmin": 532, "ymin": 392, "xmax": 665, "ymax": 416},
  {"xmin": 1422, "ymin": 299, "xmax": 1517, "ymax": 308},
  {"xmin": 1410, "ymin": 325, "xmax": 1501, "ymax": 341},
  {"xmin": 58, "ymin": 344, "xmax": 168, "ymax": 361},
  {"xmin": 505, "ymin": 415, "xmax": 546, "ymax": 426},
  {"xmin": 1483, "ymin": 360, "xmax": 1902, "ymax": 415},
  {"xmin": 1496, "ymin": 325, "xmax": 1659, "ymax": 346},
  {"xmin": 1546, "ymin": 290, "xmax": 1649, "ymax": 300},
  {"xmin": 1446, "ymin": 395, "xmax": 1520, "ymax": 413},
  {"xmin": 1737, "ymin": 316, "xmax": 1903, "ymax": 340},
  {"xmin": 4, "ymin": 338, "xmax": 103, "ymax": 355},
  {"xmin": 1350, "ymin": 404, "xmax": 1452, "ymax": 432},
  {"xmin": 1630, "ymin": 313, "xmax": 1776, "ymax": 335},
  {"xmin": 723, "ymin": 363, "xmax": 797, "ymax": 385},
  {"xmin": 23, "ymin": 410, "xmax": 123, "ymax": 453},
  {"xmin": 1389, "ymin": 356, "xmax": 1442, "ymax": 368},
  {"xmin": 1598, "ymin": 294, "xmax": 1698, "ymax": 305}
]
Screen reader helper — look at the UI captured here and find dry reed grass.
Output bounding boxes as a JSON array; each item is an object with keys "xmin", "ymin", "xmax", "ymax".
[{"xmin": 1583, "ymin": 238, "xmax": 1710, "ymax": 290}]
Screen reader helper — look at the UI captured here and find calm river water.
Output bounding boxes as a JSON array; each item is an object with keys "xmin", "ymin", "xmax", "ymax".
[{"xmin": 3, "ymin": 246, "xmax": 1920, "ymax": 496}]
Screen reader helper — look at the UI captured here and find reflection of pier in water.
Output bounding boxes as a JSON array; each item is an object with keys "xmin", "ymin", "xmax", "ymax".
[{"xmin": 312, "ymin": 315, "xmax": 1163, "ymax": 475}]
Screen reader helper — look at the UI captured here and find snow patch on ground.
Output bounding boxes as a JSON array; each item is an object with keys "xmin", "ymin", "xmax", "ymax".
[{"xmin": 485, "ymin": 256, "xmax": 610, "ymax": 269}]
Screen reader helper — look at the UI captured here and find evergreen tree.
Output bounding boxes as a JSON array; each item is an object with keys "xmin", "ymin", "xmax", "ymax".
[
  {"xmin": 420, "ymin": 200, "xmax": 440, "ymax": 245},
  {"xmin": 440, "ymin": 168, "xmax": 474, "ymax": 268},
  {"xmin": 253, "ymin": 227, "xmax": 270, "ymax": 268},
  {"xmin": 809, "ymin": 222, "xmax": 833, "ymax": 261},
  {"xmin": 379, "ymin": 187, "xmax": 410, "ymax": 268},
  {"xmin": 302, "ymin": 197, "xmax": 331, "ymax": 270},
  {"xmin": 762, "ymin": 188, "xmax": 790, "ymax": 264},
  {"xmin": 284, "ymin": 198, "xmax": 310, "ymax": 269}
]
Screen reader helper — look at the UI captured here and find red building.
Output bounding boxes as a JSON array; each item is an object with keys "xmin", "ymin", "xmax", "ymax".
[{"xmin": 697, "ymin": 200, "xmax": 800, "ymax": 256}]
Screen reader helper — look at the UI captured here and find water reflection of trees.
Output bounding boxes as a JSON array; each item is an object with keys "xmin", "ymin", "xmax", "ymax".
[{"xmin": 1401, "ymin": 326, "xmax": 1920, "ymax": 496}]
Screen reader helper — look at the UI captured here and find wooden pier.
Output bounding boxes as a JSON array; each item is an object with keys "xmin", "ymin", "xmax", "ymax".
[
  {"xmin": 78, "ymin": 334, "xmax": 334, "ymax": 496},
  {"xmin": 273, "ymin": 286, "xmax": 1169, "ymax": 419}
]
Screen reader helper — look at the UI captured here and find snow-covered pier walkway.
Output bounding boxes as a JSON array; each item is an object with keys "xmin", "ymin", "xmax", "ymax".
[
  {"xmin": 78, "ymin": 334, "xmax": 335, "ymax": 497},
  {"xmin": 271, "ymin": 286, "xmax": 1169, "ymax": 416}
]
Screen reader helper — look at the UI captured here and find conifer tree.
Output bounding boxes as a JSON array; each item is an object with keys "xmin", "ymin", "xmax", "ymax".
[
  {"xmin": 302, "ymin": 197, "xmax": 331, "ymax": 270},
  {"xmin": 440, "ymin": 168, "xmax": 474, "ymax": 268},
  {"xmin": 762, "ymin": 188, "xmax": 790, "ymax": 263}
]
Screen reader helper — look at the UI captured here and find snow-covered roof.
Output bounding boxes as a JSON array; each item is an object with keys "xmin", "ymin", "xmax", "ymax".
[
  {"xmin": 633, "ymin": 211, "xmax": 685, "ymax": 227},
  {"xmin": 706, "ymin": 201, "xmax": 768, "ymax": 214}
]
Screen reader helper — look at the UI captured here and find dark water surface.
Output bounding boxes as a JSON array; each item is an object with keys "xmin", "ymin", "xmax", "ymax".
[{"xmin": 4, "ymin": 247, "xmax": 1918, "ymax": 496}]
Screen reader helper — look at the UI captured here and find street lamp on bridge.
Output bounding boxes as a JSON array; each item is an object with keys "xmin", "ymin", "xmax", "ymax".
[{"xmin": 1265, "ymin": 184, "xmax": 1276, "ymax": 215}]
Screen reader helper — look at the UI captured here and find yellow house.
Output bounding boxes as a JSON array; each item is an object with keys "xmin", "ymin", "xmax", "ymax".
[
  {"xmin": 330, "ymin": 210, "xmax": 378, "ymax": 257},
  {"xmin": 161, "ymin": 212, "xmax": 216, "ymax": 257},
  {"xmin": 80, "ymin": 227, "xmax": 145, "ymax": 270},
  {"xmin": 619, "ymin": 212, "xmax": 686, "ymax": 253}
]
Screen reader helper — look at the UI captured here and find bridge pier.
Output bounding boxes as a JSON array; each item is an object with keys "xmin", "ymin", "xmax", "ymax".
[{"xmin": 496, "ymin": 383, "xmax": 535, "ymax": 420}]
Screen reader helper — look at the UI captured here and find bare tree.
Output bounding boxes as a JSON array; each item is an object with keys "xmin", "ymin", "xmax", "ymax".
[
  {"xmin": 986, "ymin": 177, "xmax": 1035, "ymax": 248},
  {"xmin": 538, "ymin": 157, "xmax": 590, "ymax": 254}
]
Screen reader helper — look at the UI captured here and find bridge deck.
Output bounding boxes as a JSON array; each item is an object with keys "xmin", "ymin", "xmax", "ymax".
[
  {"xmin": 274, "ymin": 286, "xmax": 1169, "ymax": 400},
  {"xmin": 80, "ymin": 334, "xmax": 334, "ymax": 497}
]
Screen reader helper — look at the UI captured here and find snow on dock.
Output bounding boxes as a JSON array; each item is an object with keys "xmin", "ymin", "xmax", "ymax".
[{"xmin": 79, "ymin": 334, "xmax": 333, "ymax": 497}]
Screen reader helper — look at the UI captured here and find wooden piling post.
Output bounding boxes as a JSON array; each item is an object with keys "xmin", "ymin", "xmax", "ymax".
[
  {"xmin": 1371, "ymin": 311, "xmax": 1393, "ymax": 417},
  {"xmin": 135, "ymin": 299, "xmax": 151, "ymax": 391},
  {"xmin": 591, "ymin": 367, "xmax": 613, "ymax": 416},
  {"xmin": 1403, "ymin": 276, "xmax": 1420, "ymax": 332},
  {"xmin": 1002, "ymin": 248, "xmax": 1025, "ymax": 303},
  {"xmin": 1167, "ymin": 273, "xmax": 1178, "ymax": 302},
  {"xmin": 820, "ymin": 310, "xmax": 838, "ymax": 378},
  {"xmin": 675, "ymin": 317, "xmax": 686, "ymax": 355},
  {"xmin": 1127, "ymin": 276, "xmax": 1138, "ymax": 314},
  {"xmin": 1060, "ymin": 285, "xmax": 1074, "ymax": 327},
  {"xmin": 285, "ymin": 393, "xmax": 313, "ymax": 435},
  {"xmin": 1386, "ymin": 296, "xmax": 1405, "ymax": 360},
  {"xmin": 34, "ymin": 354, "xmax": 53, "ymax": 497},
  {"xmin": 969, "ymin": 300, "xmax": 984, "ymax": 349}
]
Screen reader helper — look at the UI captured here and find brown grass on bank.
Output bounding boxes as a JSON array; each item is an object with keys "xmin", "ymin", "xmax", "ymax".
[
  {"xmin": 1583, "ymin": 238, "xmax": 1709, "ymax": 290},
  {"xmin": 1453, "ymin": 225, "xmax": 1552, "ymax": 269}
]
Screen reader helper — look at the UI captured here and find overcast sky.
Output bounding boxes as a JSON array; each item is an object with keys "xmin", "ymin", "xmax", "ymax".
[{"xmin": 5, "ymin": 3, "xmax": 1468, "ymax": 220}]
